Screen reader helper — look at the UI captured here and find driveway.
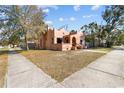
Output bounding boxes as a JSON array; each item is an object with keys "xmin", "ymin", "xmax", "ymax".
[{"xmin": 61, "ymin": 48, "xmax": 124, "ymax": 87}]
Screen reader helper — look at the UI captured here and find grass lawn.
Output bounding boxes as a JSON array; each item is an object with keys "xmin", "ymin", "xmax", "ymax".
[
  {"xmin": 89, "ymin": 47, "xmax": 112, "ymax": 53},
  {"xmin": 0, "ymin": 48, "xmax": 8, "ymax": 87},
  {"xmin": 20, "ymin": 50, "xmax": 105, "ymax": 82}
]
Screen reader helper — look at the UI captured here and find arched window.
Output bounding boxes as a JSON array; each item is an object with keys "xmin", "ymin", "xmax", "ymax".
[
  {"xmin": 72, "ymin": 37, "xmax": 76, "ymax": 46},
  {"xmin": 64, "ymin": 37, "xmax": 70, "ymax": 43}
]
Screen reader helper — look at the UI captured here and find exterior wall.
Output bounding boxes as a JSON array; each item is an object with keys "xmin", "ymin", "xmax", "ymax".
[
  {"xmin": 40, "ymin": 28, "xmax": 85, "ymax": 51},
  {"xmin": 40, "ymin": 34, "xmax": 46, "ymax": 49},
  {"xmin": 40, "ymin": 29, "xmax": 54, "ymax": 49},
  {"xmin": 45, "ymin": 29, "xmax": 54, "ymax": 49},
  {"xmin": 54, "ymin": 28, "xmax": 69, "ymax": 44},
  {"xmin": 52, "ymin": 44, "xmax": 62, "ymax": 51},
  {"xmin": 61, "ymin": 44, "xmax": 72, "ymax": 51},
  {"xmin": 70, "ymin": 32, "xmax": 85, "ymax": 47}
]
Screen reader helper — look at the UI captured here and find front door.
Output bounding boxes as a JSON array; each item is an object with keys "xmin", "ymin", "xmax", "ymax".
[{"xmin": 72, "ymin": 37, "xmax": 76, "ymax": 50}]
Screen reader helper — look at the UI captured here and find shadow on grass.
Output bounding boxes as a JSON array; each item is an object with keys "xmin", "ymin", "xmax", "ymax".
[
  {"xmin": 112, "ymin": 47, "xmax": 124, "ymax": 50},
  {"xmin": 0, "ymin": 48, "xmax": 26, "ymax": 55},
  {"xmin": 89, "ymin": 46, "xmax": 124, "ymax": 51},
  {"xmin": 113, "ymin": 48, "xmax": 124, "ymax": 50},
  {"xmin": 0, "ymin": 50, "xmax": 8, "ymax": 56},
  {"xmin": 14, "ymin": 48, "xmax": 63, "ymax": 53},
  {"xmin": 3, "ymin": 46, "xmax": 124, "ymax": 56},
  {"xmin": 13, "ymin": 49, "xmax": 46, "ymax": 54}
]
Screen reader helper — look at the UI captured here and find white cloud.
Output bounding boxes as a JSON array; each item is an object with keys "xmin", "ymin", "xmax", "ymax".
[
  {"xmin": 42, "ymin": 8, "xmax": 50, "ymax": 13},
  {"xmin": 59, "ymin": 17, "xmax": 64, "ymax": 22},
  {"xmin": 45, "ymin": 20, "xmax": 53, "ymax": 25},
  {"xmin": 70, "ymin": 17, "xmax": 76, "ymax": 21},
  {"xmin": 40, "ymin": 5, "xmax": 58, "ymax": 10},
  {"xmin": 73, "ymin": 5, "xmax": 80, "ymax": 11},
  {"xmin": 82, "ymin": 14, "xmax": 97, "ymax": 18},
  {"xmin": 91, "ymin": 5, "xmax": 100, "ymax": 10},
  {"xmin": 59, "ymin": 17, "xmax": 76, "ymax": 22}
]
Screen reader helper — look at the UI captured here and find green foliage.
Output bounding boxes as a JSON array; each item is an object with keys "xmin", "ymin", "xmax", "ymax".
[
  {"xmin": 0, "ymin": 5, "xmax": 47, "ymax": 49},
  {"xmin": 118, "ymin": 32, "xmax": 124, "ymax": 44},
  {"xmin": 81, "ymin": 22, "xmax": 101, "ymax": 47},
  {"xmin": 82, "ymin": 5, "xmax": 124, "ymax": 48},
  {"xmin": 102, "ymin": 5, "xmax": 124, "ymax": 30},
  {"xmin": 102, "ymin": 5, "xmax": 124, "ymax": 47}
]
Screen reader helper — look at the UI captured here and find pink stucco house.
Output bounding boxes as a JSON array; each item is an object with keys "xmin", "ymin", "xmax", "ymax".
[{"xmin": 39, "ymin": 28, "xmax": 85, "ymax": 51}]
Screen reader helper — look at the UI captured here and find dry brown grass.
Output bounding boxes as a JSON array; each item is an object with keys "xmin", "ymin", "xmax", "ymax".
[
  {"xmin": 20, "ymin": 50, "xmax": 105, "ymax": 82},
  {"xmin": 0, "ymin": 49, "xmax": 8, "ymax": 87}
]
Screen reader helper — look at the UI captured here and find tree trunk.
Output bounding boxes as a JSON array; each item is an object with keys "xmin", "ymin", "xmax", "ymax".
[
  {"xmin": 38, "ymin": 38, "xmax": 41, "ymax": 49},
  {"xmin": 12, "ymin": 44, "xmax": 15, "ymax": 48},
  {"xmin": 98, "ymin": 38, "xmax": 101, "ymax": 47},
  {"xmin": 92, "ymin": 37, "xmax": 95, "ymax": 47},
  {"xmin": 10, "ymin": 44, "xmax": 15, "ymax": 48},
  {"xmin": 25, "ymin": 34, "xmax": 29, "ymax": 50}
]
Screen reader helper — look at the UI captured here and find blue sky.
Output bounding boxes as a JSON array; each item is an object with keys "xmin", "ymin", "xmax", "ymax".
[{"xmin": 41, "ymin": 5, "xmax": 106, "ymax": 31}]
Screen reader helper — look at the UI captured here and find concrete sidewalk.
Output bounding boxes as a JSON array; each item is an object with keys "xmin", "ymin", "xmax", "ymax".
[
  {"xmin": 61, "ymin": 49, "xmax": 124, "ymax": 87},
  {"xmin": 6, "ymin": 50, "xmax": 64, "ymax": 88},
  {"xmin": 5, "ymin": 48, "xmax": 124, "ymax": 88}
]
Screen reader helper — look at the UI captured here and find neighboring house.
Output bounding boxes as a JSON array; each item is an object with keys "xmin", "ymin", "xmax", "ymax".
[{"xmin": 39, "ymin": 28, "xmax": 85, "ymax": 51}]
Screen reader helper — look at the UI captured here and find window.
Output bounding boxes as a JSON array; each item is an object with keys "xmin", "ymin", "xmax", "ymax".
[
  {"xmin": 80, "ymin": 40, "xmax": 83, "ymax": 44},
  {"xmin": 52, "ymin": 38, "xmax": 54, "ymax": 44},
  {"xmin": 64, "ymin": 37, "xmax": 70, "ymax": 43},
  {"xmin": 57, "ymin": 38, "xmax": 62, "ymax": 44}
]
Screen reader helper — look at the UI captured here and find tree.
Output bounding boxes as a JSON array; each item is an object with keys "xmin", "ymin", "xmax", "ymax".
[
  {"xmin": 81, "ymin": 22, "xmax": 100, "ymax": 47},
  {"xmin": 16, "ymin": 5, "xmax": 47, "ymax": 50},
  {"xmin": 80, "ymin": 24, "xmax": 89, "ymax": 34},
  {"xmin": 0, "ymin": 5, "xmax": 47, "ymax": 50},
  {"xmin": 88, "ymin": 22, "xmax": 98, "ymax": 47},
  {"xmin": 102, "ymin": 5, "xmax": 124, "ymax": 47},
  {"xmin": 0, "ymin": 6, "xmax": 22, "ymax": 47},
  {"xmin": 113, "ymin": 30, "xmax": 124, "ymax": 45},
  {"xmin": 119, "ymin": 33, "xmax": 124, "ymax": 45}
]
